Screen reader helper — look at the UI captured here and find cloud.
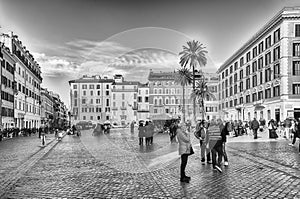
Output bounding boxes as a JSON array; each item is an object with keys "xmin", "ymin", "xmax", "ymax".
[{"xmin": 34, "ymin": 40, "xmax": 182, "ymax": 80}]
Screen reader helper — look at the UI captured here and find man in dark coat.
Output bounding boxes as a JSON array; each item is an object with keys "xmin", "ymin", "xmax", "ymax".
[{"xmin": 250, "ymin": 118, "xmax": 260, "ymax": 139}]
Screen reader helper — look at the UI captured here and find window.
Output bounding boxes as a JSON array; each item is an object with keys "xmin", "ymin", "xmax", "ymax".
[
  {"xmin": 82, "ymin": 84, "xmax": 87, "ymax": 89},
  {"xmin": 234, "ymin": 99, "xmax": 237, "ymax": 106},
  {"xmin": 273, "ymin": 46, "xmax": 280, "ymax": 61},
  {"xmin": 246, "ymin": 95, "xmax": 250, "ymax": 103},
  {"xmin": 258, "ymin": 91, "xmax": 263, "ymax": 100},
  {"xmin": 240, "ymin": 97, "xmax": 243, "ymax": 104},
  {"xmin": 138, "ymin": 96, "xmax": 142, "ymax": 102},
  {"xmin": 293, "ymin": 61, "xmax": 300, "ymax": 76},
  {"xmin": 252, "ymin": 93, "xmax": 257, "ymax": 102},
  {"xmin": 229, "ymin": 100, "xmax": 233, "ymax": 107},
  {"xmin": 265, "ymin": 52, "xmax": 271, "ymax": 66},
  {"xmin": 234, "ymin": 84, "xmax": 237, "ymax": 94},
  {"xmin": 265, "ymin": 68, "xmax": 271, "ymax": 82},
  {"xmin": 96, "ymin": 99, "xmax": 101, "ymax": 104},
  {"xmin": 252, "ymin": 61, "xmax": 257, "ymax": 73},
  {"xmin": 265, "ymin": 88, "xmax": 271, "ymax": 99},
  {"xmin": 225, "ymin": 69, "xmax": 228, "ymax": 77},
  {"xmin": 90, "ymin": 91, "xmax": 93, "ymax": 96},
  {"xmin": 229, "ymin": 76, "xmax": 232, "ymax": 85},
  {"xmin": 222, "ymin": 72, "xmax": 224, "ymax": 79},
  {"xmin": 225, "ymin": 89, "xmax": 228, "ymax": 97},
  {"xmin": 106, "ymin": 99, "xmax": 109, "ymax": 106},
  {"xmin": 230, "ymin": 65, "xmax": 233, "ymax": 73},
  {"xmin": 97, "ymin": 85, "xmax": 100, "ymax": 89},
  {"xmin": 246, "ymin": 65, "xmax": 250, "ymax": 76},
  {"xmin": 82, "ymin": 99, "xmax": 86, "ymax": 104},
  {"xmin": 295, "ymin": 24, "xmax": 300, "ymax": 37},
  {"xmin": 74, "ymin": 91, "xmax": 78, "ymax": 98},
  {"xmin": 252, "ymin": 75, "xmax": 257, "ymax": 87},
  {"xmin": 106, "ymin": 91, "xmax": 109, "ymax": 95},
  {"xmin": 259, "ymin": 41, "xmax": 264, "ymax": 54},
  {"xmin": 240, "ymin": 69, "xmax": 243, "ymax": 79},
  {"xmin": 274, "ymin": 63, "xmax": 280, "ymax": 78},
  {"xmin": 260, "ymin": 71, "xmax": 263, "ymax": 84},
  {"xmin": 274, "ymin": 29, "xmax": 280, "ymax": 43},
  {"xmin": 122, "ymin": 93, "xmax": 125, "ymax": 100},
  {"xmin": 83, "ymin": 91, "xmax": 86, "ymax": 96},
  {"xmin": 258, "ymin": 57, "xmax": 263, "ymax": 70},
  {"xmin": 234, "ymin": 73, "xmax": 238, "ymax": 82},
  {"xmin": 293, "ymin": 84, "xmax": 300, "ymax": 94},
  {"xmin": 89, "ymin": 85, "xmax": 94, "ymax": 89},
  {"xmin": 83, "ymin": 116, "xmax": 86, "ymax": 120},
  {"xmin": 293, "ymin": 43, "xmax": 300, "ymax": 57},
  {"xmin": 240, "ymin": 57, "xmax": 244, "ymax": 67},
  {"xmin": 145, "ymin": 97, "xmax": 149, "ymax": 102},
  {"xmin": 106, "ymin": 85, "xmax": 109, "ymax": 89},
  {"xmin": 253, "ymin": 47, "xmax": 258, "ymax": 58},
  {"xmin": 73, "ymin": 85, "xmax": 77, "ymax": 89},
  {"xmin": 246, "ymin": 78, "xmax": 250, "ymax": 89},
  {"xmin": 97, "ymin": 91, "xmax": 100, "ymax": 96},
  {"xmin": 230, "ymin": 86, "xmax": 233, "ymax": 96},
  {"xmin": 239, "ymin": 81, "xmax": 243, "ymax": 92},
  {"xmin": 234, "ymin": 62, "xmax": 238, "ymax": 70},
  {"xmin": 273, "ymin": 86, "xmax": 280, "ymax": 97},
  {"xmin": 225, "ymin": 79, "xmax": 228, "ymax": 87},
  {"xmin": 246, "ymin": 52, "xmax": 251, "ymax": 62},
  {"xmin": 265, "ymin": 35, "xmax": 271, "ymax": 49}
]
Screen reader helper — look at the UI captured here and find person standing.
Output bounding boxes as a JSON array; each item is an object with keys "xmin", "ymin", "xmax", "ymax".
[
  {"xmin": 284, "ymin": 118, "xmax": 292, "ymax": 139},
  {"xmin": 250, "ymin": 118, "xmax": 260, "ymax": 139},
  {"xmin": 268, "ymin": 119, "xmax": 278, "ymax": 139},
  {"xmin": 177, "ymin": 121, "xmax": 193, "ymax": 183},
  {"xmin": 195, "ymin": 120, "xmax": 211, "ymax": 165},
  {"xmin": 138, "ymin": 122, "xmax": 145, "ymax": 145},
  {"xmin": 40, "ymin": 125, "xmax": 46, "ymax": 147},
  {"xmin": 149, "ymin": 121, "xmax": 155, "ymax": 145},
  {"xmin": 130, "ymin": 121, "xmax": 135, "ymax": 134}
]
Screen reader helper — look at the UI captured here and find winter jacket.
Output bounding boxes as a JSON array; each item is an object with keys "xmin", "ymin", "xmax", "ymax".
[
  {"xmin": 250, "ymin": 120, "xmax": 259, "ymax": 130},
  {"xmin": 177, "ymin": 127, "xmax": 192, "ymax": 155}
]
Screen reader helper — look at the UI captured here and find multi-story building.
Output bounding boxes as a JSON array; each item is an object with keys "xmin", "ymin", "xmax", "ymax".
[
  {"xmin": 41, "ymin": 88, "xmax": 54, "ymax": 127},
  {"xmin": 137, "ymin": 83, "xmax": 150, "ymax": 122},
  {"xmin": 3, "ymin": 33, "xmax": 42, "ymax": 129},
  {"xmin": 69, "ymin": 75, "xmax": 114, "ymax": 125},
  {"xmin": 217, "ymin": 7, "xmax": 300, "ymax": 122},
  {"xmin": 0, "ymin": 44, "xmax": 16, "ymax": 129},
  {"xmin": 111, "ymin": 75, "xmax": 139, "ymax": 125},
  {"xmin": 148, "ymin": 70, "xmax": 219, "ymax": 121}
]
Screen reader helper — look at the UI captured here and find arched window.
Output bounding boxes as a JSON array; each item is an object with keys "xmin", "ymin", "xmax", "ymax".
[
  {"xmin": 165, "ymin": 98, "xmax": 169, "ymax": 104},
  {"xmin": 154, "ymin": 98, "xmax": 157, "ymax": 105}
]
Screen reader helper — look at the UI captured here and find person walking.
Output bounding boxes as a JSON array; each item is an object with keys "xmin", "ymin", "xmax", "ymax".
[
  {"xmin": 194, "ymin": 120, "xmax": 211, "ymax": 165},
  {"xmin": 284, "ymin": 118, "xmax": 292, "ymax": 139},
  {"xmin": 40, "ymin": 126, "xmax": 46, "ymax": 147},
  {"xmin": 177, "ymin": 121, "xmax": 193, "ymax": 183},
  {"xmin": 289, "ymin": 119, "xmax": 300, "ymax": 148},
  {"xmin": 250, "ymin": 118, "xmax": 260, "ymax": 139}
]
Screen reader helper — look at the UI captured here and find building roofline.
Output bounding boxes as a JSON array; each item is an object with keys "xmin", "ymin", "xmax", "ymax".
[{"xmin": 217, "ymin": 7, "xmax": 300, "ymax": 74}]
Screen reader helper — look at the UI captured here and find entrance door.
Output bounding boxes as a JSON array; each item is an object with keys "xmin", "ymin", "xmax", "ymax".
[
  {"xmin": 275, "ymin": 109, "xmax": 280, "ymax": 123},
  {"xmin": 294, "ymin": 108, "xmax": 300, "ymax": 120}
]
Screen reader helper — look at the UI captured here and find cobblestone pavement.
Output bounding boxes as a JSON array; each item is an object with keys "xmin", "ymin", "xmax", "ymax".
[{"xmin": 1, "ymin": 128, "xmax": 300, "ymax": 198}]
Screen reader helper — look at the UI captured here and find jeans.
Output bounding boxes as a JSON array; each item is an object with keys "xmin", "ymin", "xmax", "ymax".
[
  {"xmin": 253, "ymin": 129, "xmax": 258, "ymax": 139},
  {"xmin": 180, "ymin": 154, "xmax": 189, "ymax": 178},
  {"xmin": 212, "ymin": 144, "xmax": 223, "ymax": 167},
  {"xmin": 200, "ymin": 140, "xmax": 211, "ymax": 162},
  {"xmin": 139, "ymin": 138, "xmax": 143, "ymax": 145},
  {"xmin": 223, "ymin": 143, "xmax": 228, "ymax": 162},
  {"xmin": 292, "ymin": 132, "xmax": 298, "ymax": 144}
]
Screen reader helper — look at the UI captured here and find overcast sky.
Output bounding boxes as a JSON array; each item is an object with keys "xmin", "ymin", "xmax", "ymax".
[{"xmin": 1, "ymin": 0, "xmax": 299, "ymax": 107}]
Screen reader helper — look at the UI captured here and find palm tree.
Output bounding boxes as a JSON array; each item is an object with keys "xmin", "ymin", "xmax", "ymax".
[
  {"xmin": 191, "ymin": 78, "xmax": 216, "ymax": 120},
  {"xmin": 175, "ymin": 67, "xmax": 192, "ymax": 122},
  {"xmin": 179, "ymin": 40, "xmax": 207, "ymax": 122}
]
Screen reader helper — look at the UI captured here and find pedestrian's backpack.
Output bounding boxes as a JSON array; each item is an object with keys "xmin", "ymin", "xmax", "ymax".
[{"xmin": 194, "ymin": 127, "xmax": 205, "ymax": 140}]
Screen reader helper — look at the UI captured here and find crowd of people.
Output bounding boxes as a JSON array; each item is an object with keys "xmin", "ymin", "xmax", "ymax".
[
  {"xmin": 176, "ymin": 117, "xmax": 300, "ymax": 183},
  {"xmin": 137, "ymin": 121, "xmax": 155, "ymax": 146}
]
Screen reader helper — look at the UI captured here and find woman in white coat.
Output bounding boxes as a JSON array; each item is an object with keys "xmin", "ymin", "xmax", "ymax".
[{"xmin": 177, "ymin": 121, "xmax": 193, "ymax": 183}]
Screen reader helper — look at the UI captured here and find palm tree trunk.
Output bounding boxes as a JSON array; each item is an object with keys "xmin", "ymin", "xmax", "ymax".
[
  {"xmin": 192, "ymin": 65, "xmax": 196, "ymax": 123},
  {"xmin": 202, "ymin": 98, "xmax": 205, "ymax": 120},
  {"xmin": 182, "ymin": 85, "xmax": 185, "ymax": 122}
]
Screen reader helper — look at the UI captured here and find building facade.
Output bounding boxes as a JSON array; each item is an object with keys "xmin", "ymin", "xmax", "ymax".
[
  {"xmin": 3, "ymin": 33, "xmax": 42, "ymax": 129},
  {"xmin": 0, "ymin": 45, "xmax": 15, "ymax": 129},
  {"xmin": 40, "ymin": 88, "xmax": 54, "ymax": 127},
  {"xmin": 217, "ymin": 7, "xmax": 300, "ymax": 122},
  {"xmin": 111, "ymin": 75, "xmax": 139, "ymax": 125},
  {"xmin": 148, "ymin": 70, "xmax": 219, "ymax": 121},
  {"xmin": 136, "ymin": 83, "xmax": 150, "ymax": 122},
  {"xmin": 69, "ymin": 75, "xmax": 114, "ymax": 125}
]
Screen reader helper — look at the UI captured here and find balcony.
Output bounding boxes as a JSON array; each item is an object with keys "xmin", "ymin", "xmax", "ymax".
[{"xmin": 120, "ymin": 106, "xmax": 127, "ymax": 110}]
